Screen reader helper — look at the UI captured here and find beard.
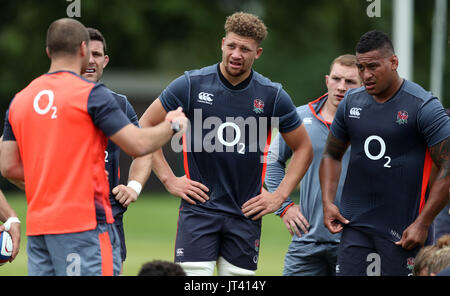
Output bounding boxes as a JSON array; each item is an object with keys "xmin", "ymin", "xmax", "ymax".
[{"xmin": 224, "ymin": 62, "xmax": 247, "ymax": 78}]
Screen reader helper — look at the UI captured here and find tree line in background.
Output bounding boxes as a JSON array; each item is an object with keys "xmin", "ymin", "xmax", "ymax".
[
  {"xmin": 0, "ymin": 0, "xmax": 448, "ymax": 191},
  {"xmin": 1, "ymin": 1, "xmax": 447, "ymax": 109}
]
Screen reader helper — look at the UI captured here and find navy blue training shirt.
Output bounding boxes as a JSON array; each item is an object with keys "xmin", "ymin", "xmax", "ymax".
[
  {"xmin": 331, "ymin": 79, "xmax": 450, "ymax": 242},
  {"xmin": 104, "ymin": 91, "xmax": 140, "ymax": 220},
  {"xmin": 159, "ymin": 63, "xmax": 302, "ymax": 217}
]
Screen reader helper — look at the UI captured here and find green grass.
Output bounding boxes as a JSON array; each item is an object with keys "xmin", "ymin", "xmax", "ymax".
[{"xmin": 0, "ymin": 192, "xmax": 291, "ymax": 276}]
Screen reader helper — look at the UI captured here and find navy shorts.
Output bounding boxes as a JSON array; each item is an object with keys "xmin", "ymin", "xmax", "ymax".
[
  {"xmin": 174, "ymin": 206, "xmax": 262, "ymax": 270},
  {"xmin": 336, "ymin": 226, "xmax": 432, "ymax": 276}
]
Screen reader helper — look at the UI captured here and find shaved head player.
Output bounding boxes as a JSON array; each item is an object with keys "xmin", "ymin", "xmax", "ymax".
[{"xmin": 1, "ymin": 18, "xmax": 187, "ymax": 275}]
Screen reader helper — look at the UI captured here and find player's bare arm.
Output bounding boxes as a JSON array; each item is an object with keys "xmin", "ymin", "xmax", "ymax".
[
  {"xmin": 0, "ymin": 140, "xmax": 24, "ymax": 185},
  {"xmin": 129, "ymin": 98, "xmax": 209, "ymax": 204},
  {"xmin": 0, "ymin": 137, "xmax": 24, "ymax": 191},
  {"xmin": 112, "ymin": 153, "xmax": 153, "ymax": 207},
  {"xmin": 0, "ymin": 139, "xmax": 22, "ymax": 261},
  {"xmin": 319, "ymin": 133, "xmax": 350, "ymax": 233},
  {"xmin": 242, "ymin": 124, "xmax": 313, "ymax": 220},
  {"xmin": 396, "ymin": 137, "xmax": 450, "ymax": 250},
  {"xmin": 153, "ymin": 149, "xmax": 209, "ymax": 204},
  {"xmin": 109, "ymin": 107, "xmax": 186, "ymax": 158}
]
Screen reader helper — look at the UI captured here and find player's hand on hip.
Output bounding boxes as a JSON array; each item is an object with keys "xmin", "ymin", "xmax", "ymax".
[
  {"xmin": 242, "ymin": 188, "xmax": 284, "ymax": 220},
  {"xmin": 282, "ymin": 204, "xmax": 310, "ymax": 237},
  {"xmin": 395, "ymin": 220, "xmax": 428, "ymax": 250},
  {"xmin": 112, "ymin": 184, "xmax": 139, "ymax": 207},
  {"xmin": 323, "ymin": 202, "xmax": 349, "ymax": 234},
  {"xmin": 167, "ymin": 175, "xmax": 209, "ymax": 205}
]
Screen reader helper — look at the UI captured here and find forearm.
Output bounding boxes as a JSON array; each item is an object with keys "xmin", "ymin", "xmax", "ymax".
[
  {"xmin": 416, "ymin": 173, "xmax": 450, "ymax": 227},
  {"xmin": 138, "ymin": 121, "xmax": 173, "ymax": 155},
  {"xmin": 0, "ymin": 141, "xmax": 25, "ymax": 182},
  {"xmin": 152, "ymin": 148, "xmax": 177, "ymax": 188},
  {"xmin": 0, "ymin": 191, "xmax": 17, "ymax": 223},
  {"xmin": 128, "ymin": 153, "xmax": 153, "ymax": 186},
  {"xmin": 1, "ymin": 165, "xmax": 24, "ymax": 183},
  {"xmin": 110, "ymin": 121, "xmax": 173, "ymax": 158},
  {"xmin": 422, "ymin": 138, "xmax": 450, "ymax": 226}
]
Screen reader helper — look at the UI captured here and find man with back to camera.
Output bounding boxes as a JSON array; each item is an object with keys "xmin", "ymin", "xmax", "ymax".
[
  {"xmin": 0, "ymin": 18, "xmax": 187, "ymax": 276},
  {"xmin": 319, "ymin": 30, "xmax": 450, "ymax": 276},
  {"xmin": 81, "ymin": 27, "xmax": 153, "ymax": 272},
  {"xmin": 265, "ymin": 54, "xmax": 362, "ymax": 276},
  {"xmin": 128, "ymin": 12, "xmax": 313, "ymax": 276}
]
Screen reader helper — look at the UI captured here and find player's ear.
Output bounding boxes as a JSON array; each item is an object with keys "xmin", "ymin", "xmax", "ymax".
[
  {"xmin": 325, "ymin": 74, "xmax": 330, "ymax": 87},
  {"xmin": 46, "ymin": 47, "xmax": 51, "ymax": 59},
  {"xmin": 221, "ymin": 37, "xmax": 225, "ymax": 51},
  {"xmin": 255, "ymin": 47, "xmax": 263, "ymax": 59},
  {"xmin": 103, "ymin": 54, "xmax": 109, "ymax": 69},
  {"xmin": 390, "ymin": 55, "xmax": 399, "ymax": 71},
  {"xmin": 80, "ymin": 41, "xmax": 88, "ymax": 57}
]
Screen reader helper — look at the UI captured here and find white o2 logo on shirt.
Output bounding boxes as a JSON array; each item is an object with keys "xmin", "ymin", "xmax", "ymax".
[
  {"xmin": 364, "ymin": 135, "xmax": 391, "ymax": 168},
  {"xmin": 33, "ymin": 90, "xmax": 57, "ymax": 119},
  {"xmin": 217, "ymin": 122, "xmax": 245, "ymax": 154}
]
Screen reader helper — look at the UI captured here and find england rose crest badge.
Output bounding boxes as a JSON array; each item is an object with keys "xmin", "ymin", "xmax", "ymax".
[
  {"xmin": 253, "ymin": 99, "xmax": 264, "ymax": 114},
  {"xmin": 396, "ymin": 110, "xmax": 408, "ymax": 125}
]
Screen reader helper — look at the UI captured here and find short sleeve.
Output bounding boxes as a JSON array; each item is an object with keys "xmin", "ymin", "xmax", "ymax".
[
  {"xmin": 3, "ymin": 109, "xmax": 15, "ymax": 141},
  {"xmin": 125, "ymin": 99, "xmax": 140, "ymax": 128},
  {"xmin": 330, "ymin": 95, "xmax": 349, "ymax": 142},
  {"xmin": 417, "ymin": 97, "xmax": 450, "ymax": 147},
  {"xmin": 88, "ymin": 84, "xmax": 131, "ymax": 137},
  {"xmin": 159, "ymin": 74, "xmax": 190, "ymax": 113},
  {"xmin": 265, "ymin": 132, "xmax": 293, "ymax": 193},
  {"xmin": 273, "ymin": 89, "xmax": 301, "ymax": 133}
]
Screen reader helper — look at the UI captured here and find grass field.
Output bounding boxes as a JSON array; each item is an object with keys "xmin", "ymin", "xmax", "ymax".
[{"xmin": 0, "ymin": 192, "xmax": 292, "ymax": 276}]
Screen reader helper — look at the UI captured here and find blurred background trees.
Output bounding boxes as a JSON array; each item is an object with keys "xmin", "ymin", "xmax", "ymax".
[{"xmin": 0, "ymin": 0, "xmax": 448, "ymax": 191}]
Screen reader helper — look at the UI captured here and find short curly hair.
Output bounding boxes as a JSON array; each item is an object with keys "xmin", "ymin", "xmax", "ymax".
[{"xmin": 224, "ymin": 12, "xmax": 267, "ymax": 44}]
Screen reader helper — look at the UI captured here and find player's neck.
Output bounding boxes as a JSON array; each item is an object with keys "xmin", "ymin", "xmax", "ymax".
[
  {"xmin": 48, "ymin": 58, "xmax": 83, "ymax": 75},
  {"xmin": 320, "ymin": 99, "xmax": 336, "ymax": 123},
  {"xmin": 373, "ymin": 75, "xmax": 404, "ymax": 103}
]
